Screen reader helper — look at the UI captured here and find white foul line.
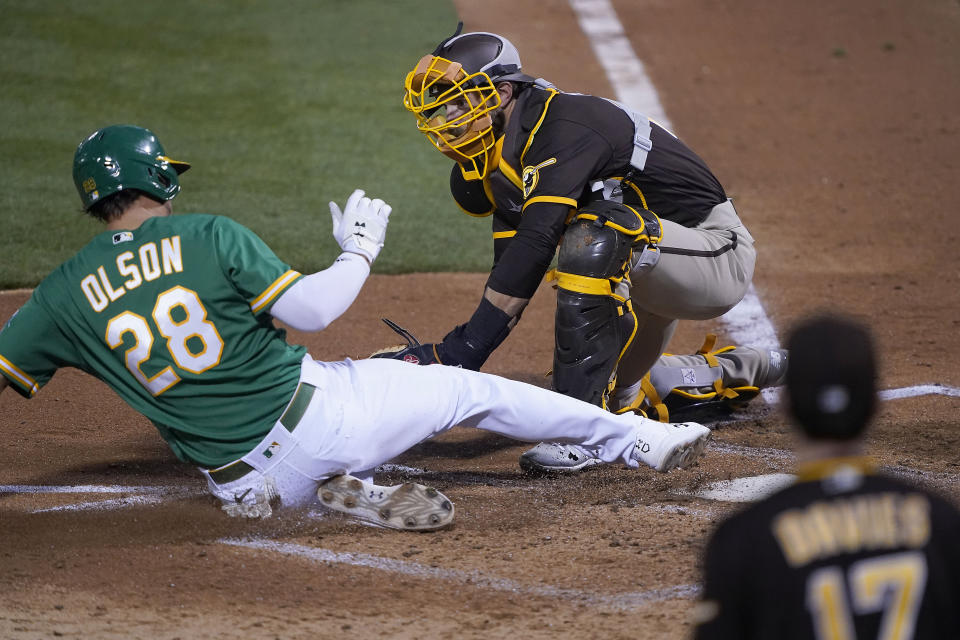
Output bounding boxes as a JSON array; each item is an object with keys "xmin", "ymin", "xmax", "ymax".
[
  {"xmin": 879, "ymin": 384, "xmax": 960, "ymax": 400},
  {"xmin": 31, "ymin": 495, "xmax": 165, "ymax": 513},
  {"xmin": 0, "ymin": 484, "xmax": 182, "ymax": 494},
  {"xmin": 568, "ymin": 0, "xmax": 671, "ymax": 128},
  {"xmin": 219, "ymin": 537, "xmax": 699, "ymax": 610},
  {"xmin": 709, "ymin": 441, "xmax": 960, "ymax": 489},
  {"xmin": 751, "ymin": 384, "xmax": 960, "ymax": 406}
]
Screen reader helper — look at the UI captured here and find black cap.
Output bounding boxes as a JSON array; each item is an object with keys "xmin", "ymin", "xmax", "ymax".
[{"xmin": 785, "ymin": 314, "xmax": 877, "ymax": 440}]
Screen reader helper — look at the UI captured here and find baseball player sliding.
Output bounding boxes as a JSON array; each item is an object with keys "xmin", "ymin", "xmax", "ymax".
[
  {"xmin": 379, "ymin": 25, "xmax": 788, "ymax": 473},
  {"xmin": 0, "ymin": 125, "xmax": 711, "ymax": 531}
]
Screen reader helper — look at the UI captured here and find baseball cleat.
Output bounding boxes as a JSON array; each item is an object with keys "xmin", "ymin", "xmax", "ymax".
[
  {"xmin": 317, "ymin": 474, "xmax": 454, "ymax": 531},
  {"xmin": 632, "ymin": 420, "xmax": 711, "ymax": 472},
  {"xmin": 519, "ymin": 443, "xmax": 605, "ymax": 474}
]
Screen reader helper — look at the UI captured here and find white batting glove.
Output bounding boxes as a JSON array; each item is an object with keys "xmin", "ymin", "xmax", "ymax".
[{"xmin": 329, "ymin": 188, "xmax": 392, "ymax": 263}]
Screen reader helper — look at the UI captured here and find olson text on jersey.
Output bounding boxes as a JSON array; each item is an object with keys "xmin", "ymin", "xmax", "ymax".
[{"xmin": 80, "ymin": 236, "xmax": 183, "ymax": 312}]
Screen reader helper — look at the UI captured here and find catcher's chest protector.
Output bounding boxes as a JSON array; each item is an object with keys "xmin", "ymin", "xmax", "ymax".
[{"xmin": 551, "ymin": 201, "xmax": 662, "ymax": 406}]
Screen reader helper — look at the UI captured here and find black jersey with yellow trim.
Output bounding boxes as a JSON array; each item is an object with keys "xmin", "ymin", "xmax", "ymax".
[
  {"xmin": 514, "ymin": 90, "xmax": 727, "ymax": 225},
  {"xmin": 450, "ymin": 84, "xmax": 730, "ymax": 299},
  {"xmin": 449, "ymin": 86, "xmax": 728, "ymax": 226},
  {"xmin": 693, "ymin": 457, "xmax": 960, "ymax": 640}
]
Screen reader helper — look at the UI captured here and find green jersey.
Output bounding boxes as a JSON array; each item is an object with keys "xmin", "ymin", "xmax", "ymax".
[{"xmin": 0, "ymin": 214, "xmax": 306, "ymax": 466}]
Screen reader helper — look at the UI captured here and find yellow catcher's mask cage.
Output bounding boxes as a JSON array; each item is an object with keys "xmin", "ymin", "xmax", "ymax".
[{"xmin": 403, "ymin": 54, "xmax": 502, "ymax": 181}]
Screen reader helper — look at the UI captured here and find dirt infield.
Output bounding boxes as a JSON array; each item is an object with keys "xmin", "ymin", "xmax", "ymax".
[{"xmin": 2, "ymin": 1, "xmax": 959, "ymax": 638}]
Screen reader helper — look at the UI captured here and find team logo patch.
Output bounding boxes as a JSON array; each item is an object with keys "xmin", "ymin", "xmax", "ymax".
[
  {"xmin": 262, "ymin": 441, "xmax": 281, "ymax": 459},
  {"xmin": 681, "ymin": 368, "xmax": 697, "ymax": 385},
  {"xmin": 112, "ymin": 231, "xmax": 134, "ymax": 245},
  {"xmin": 82, "ymin": 177, "xmax": 97, "ymax": 193},
  {"xmin": 403, "ymin": 354, "xmax": 420, "ymax": 364},
  {"xmin": 521, "ymin": 157, "xmax": 557, "ymax": 198}
]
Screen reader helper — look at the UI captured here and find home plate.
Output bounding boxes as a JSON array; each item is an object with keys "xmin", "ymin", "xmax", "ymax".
[{"xmin": 693, "ymin": 473, "xmax": 796, "ymax": 502}]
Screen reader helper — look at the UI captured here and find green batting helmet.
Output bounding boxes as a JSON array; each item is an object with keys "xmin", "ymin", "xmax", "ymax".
[{"xmin": 72, "ymin": 125, "xmax": 190, "ymax": 211}]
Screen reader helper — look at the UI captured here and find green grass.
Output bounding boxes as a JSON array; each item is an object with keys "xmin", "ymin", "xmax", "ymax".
[{"xmin": 0, "ymin": 0, "xmax": 494, "ymax": 287}]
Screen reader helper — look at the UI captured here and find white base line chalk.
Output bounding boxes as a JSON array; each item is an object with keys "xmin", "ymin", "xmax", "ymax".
[
  {"xmin": 879, "ymin": 384, "xmax": 960, "ymax": 400},
  {"xmin": 31, "ymin": 495, "xmax": 164, "ymax": 513},
  {"xmin": 747, "ymin": 384, "xmax": 960, "ymax": 406},
  {"xmin": 568, "ymin": 0, "xmax": 672, "ymax": 128},
  {"xmin": 709, "ymin": 442, "xmax": 960, "ymax": 490},
  {"xmin": 218, "ymin": 537, "xmax": 699, "ymax": 610},
  {"xmin": 0, "ymin": 484, "xmax": 184, "ymax": 494}
]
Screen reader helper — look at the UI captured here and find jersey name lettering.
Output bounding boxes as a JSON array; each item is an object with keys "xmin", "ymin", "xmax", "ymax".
[
  {"xmin": 81, "ymin": 236, "xmax": 184, "ymax": 312},
  {"xmin": 772, "ymin": 492, "xmax": 931, "ymax": 568}
]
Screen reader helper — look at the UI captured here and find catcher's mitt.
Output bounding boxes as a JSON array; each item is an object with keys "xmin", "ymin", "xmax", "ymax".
[{"xmin": 369, "ymin": 318, "xmax": 443, "ymax": 365}]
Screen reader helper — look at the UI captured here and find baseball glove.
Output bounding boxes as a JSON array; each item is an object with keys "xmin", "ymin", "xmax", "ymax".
[{"xmin": 369, "ymin": 318, "xmax": 443, "ymax": 365}]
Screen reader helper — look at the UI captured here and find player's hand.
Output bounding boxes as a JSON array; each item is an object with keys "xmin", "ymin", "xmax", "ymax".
[{"xmin": 329, "ymin": 188, "xmax": 392, "ymax": 263}]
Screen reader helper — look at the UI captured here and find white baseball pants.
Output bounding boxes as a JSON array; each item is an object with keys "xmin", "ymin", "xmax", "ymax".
[{"xmin": 202, "ymin": 355, "xmax": 647, "ymax": 508}]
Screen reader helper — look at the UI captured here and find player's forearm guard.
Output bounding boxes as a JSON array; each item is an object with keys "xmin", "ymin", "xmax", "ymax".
[{"xmin": 438, "ymin": 297, "xmax": 513, "ymax": 370}]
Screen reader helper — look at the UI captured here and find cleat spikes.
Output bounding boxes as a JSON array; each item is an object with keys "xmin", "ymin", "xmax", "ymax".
[{"xmin": 317, "ymin": 475, "xmax": 455, "ymax": 531}]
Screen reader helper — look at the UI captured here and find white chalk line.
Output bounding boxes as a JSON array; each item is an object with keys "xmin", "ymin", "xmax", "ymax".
[
  {"xmin": 568, "ymin": 0, "xmax": 671, "ymax": 128},
  {"xmin": 0, "ymin": 484, "xmax": 182, "ymax": 494},
  {"xmin": 751, "ymin": 385, "xmax": 960, "ymax": 406},
  {"xmin": 218, "ymin": 537, "xmax": 699, "ymax": 610},
  {"xmin": 709, "ymin": 441, "xmax": 960, "ymax": 489},
  {"xmin": 0, "ymin": 484, "xmax": 202, "ymax": 513},
  {"xmin": 31, "ymin": 495, "xmax": 165, "ymax": 513},
  {"xmin": 879, "ymin": 384, "xmax": 960, "ymax": 400}
]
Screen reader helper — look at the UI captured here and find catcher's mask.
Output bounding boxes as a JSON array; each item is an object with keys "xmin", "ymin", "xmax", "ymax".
[
  {"xmin": 73, "ymin": 124, "xmax": 190, "ymax": 211},
  {"xmin": 403, "ymin": 25, "xmax": 534, "ymax": 181}
]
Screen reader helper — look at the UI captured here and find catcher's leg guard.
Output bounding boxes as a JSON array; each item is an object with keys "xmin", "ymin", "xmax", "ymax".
[
  {"xmin": 613, "ymin": 334, "xmax": 788, "ymax": 421},
  {"xmin": 551, "ymin": 201, "xmax": 662, "ymax": 406}
]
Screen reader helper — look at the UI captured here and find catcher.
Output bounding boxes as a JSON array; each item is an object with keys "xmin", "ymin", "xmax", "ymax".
[
  {"xmin": 0, "ymin": 124, "xmax": 711, "ymax": 531},
  {"xmin": 379, "ymin": 25, "xmax": 787, "ymax": 473}
]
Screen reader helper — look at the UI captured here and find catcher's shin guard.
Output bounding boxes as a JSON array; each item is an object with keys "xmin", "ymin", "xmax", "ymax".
[
  {"xmin": 613, "ymin": 334, "xmax": 789, "ymax": 421},
  {"xmin": 551, "ymin": 201, "xmax": 662, "ymax": 406}
]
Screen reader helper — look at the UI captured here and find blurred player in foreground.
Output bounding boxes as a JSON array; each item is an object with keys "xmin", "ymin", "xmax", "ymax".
[
  {"xmin": 693, "ymin": 314, "xmax": 960, "ymax": 638},
  {"xmin": 0, "ymin": 125, "xmax": 712, "ymax": 531}
]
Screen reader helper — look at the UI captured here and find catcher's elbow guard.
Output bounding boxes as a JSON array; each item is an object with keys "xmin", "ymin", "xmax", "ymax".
[{"xmin": 551, "ymin": 201, "xmax": 660, "ymax": 406}]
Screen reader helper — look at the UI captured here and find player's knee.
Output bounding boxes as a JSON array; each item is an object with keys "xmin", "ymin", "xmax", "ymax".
[{"xmin": 558, "ymin": 200, "xmax": 653, "ymax": 279}]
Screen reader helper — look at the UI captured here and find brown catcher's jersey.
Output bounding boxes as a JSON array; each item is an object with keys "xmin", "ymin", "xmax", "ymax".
[
  {"xmin": 450, "ymin": 84, "xmax": 727, "ymax": 299},
  {"xmin": 693, "ymin": 457, "xmax": 960, "ymax": 640}
]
